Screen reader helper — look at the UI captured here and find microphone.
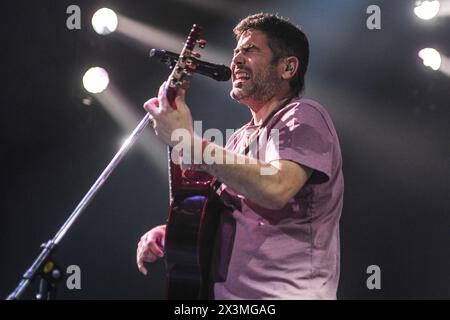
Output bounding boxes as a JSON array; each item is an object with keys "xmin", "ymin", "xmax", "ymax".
[{"xmin": 149, "ymin": 49, "xmax": 231, "ymax": 82}]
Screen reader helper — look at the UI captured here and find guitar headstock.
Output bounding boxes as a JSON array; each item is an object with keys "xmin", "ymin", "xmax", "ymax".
[{"xmin": 166, "ymin": 24, "xmax": 207, "ymax": 108}]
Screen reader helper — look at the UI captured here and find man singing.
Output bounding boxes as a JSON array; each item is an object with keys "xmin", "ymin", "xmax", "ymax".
[{"xmin": 137, "ymin": 13, "xmax": 344, "ymax": 300}]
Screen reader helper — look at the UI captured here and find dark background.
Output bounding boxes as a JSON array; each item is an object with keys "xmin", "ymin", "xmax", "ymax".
[{"xmin": 1, "ymin": 0, "xmax": 449, "ymax": 299}]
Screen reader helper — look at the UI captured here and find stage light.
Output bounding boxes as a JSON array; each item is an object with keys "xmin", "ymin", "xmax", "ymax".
[
  {"xmin": 83, "ymin": 67, "xmax": 110, "ymax": 94},
  {"xmin": 414, "ymin": 1, "xmax": 441, "ymax": 20},
  {"xmin": 418, "ymin": 48, "xmax": 442, "ymax": 70},
  {"xmin": 92, "ymin": 8, "xmax": 118, "ymax": 35}
]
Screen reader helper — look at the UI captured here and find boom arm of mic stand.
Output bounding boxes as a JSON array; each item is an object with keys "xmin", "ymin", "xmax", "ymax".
[{"xmin": 7, "ymin": 114, "xmax": 153, "ymax": 300}]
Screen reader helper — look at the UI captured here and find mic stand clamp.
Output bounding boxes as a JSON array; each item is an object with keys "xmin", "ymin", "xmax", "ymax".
[
  {"xmin": 35, "ymin": 245, "xmax": 64, "ymax": 300},
  {"xmin": 7, "ymin": 240, "xmax": 63, "ymax": 300}
]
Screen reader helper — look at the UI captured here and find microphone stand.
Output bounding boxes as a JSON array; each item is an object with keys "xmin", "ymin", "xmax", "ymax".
[{"xmin": 7, "ymin": 114, "xmax": 153, "ymax": 300}]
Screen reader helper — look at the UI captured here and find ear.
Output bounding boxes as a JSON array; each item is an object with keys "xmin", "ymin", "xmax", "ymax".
[{"xmin": 280, "ymin": 56, "xmax": 300, "ymax": 80}]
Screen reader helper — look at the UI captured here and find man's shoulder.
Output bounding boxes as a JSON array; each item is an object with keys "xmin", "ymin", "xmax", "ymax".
[
  {"xmin": 287, "ymin": 98, "xmax": 330, "ymax": 117},
  {"xmin": 269, "ymin": 98, "xmax": 336, "ymax": 137},
  {"xmin": 271, "ymin": 98, "xmax": 330, "ymax": 124}
]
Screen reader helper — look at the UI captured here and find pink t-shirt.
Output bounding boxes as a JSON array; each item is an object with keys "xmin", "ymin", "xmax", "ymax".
[{"xmin": 211, "ymin": 98, "xmax": 344, "ymax": 299}]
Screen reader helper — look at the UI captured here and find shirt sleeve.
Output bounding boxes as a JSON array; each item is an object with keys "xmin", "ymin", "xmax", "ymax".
[{"xmin": 265, "ymin": 103, "xmax": 334, "ymax": 184}]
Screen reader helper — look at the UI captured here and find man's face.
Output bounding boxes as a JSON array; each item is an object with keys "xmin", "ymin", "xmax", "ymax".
[{"xmin": 230, "ymin": 30, "xmax": 282, "ymax": 104}]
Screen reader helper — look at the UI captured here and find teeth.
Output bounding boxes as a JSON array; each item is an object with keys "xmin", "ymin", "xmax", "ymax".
[{"xmin": 234, "ymin": 71, "xmax": 250, "ymax": 80}]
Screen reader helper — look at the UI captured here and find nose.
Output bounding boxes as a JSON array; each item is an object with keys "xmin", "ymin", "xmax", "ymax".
[{"xmin": 231, "ymin": 51, "xmax": 245, "ymax": 69}]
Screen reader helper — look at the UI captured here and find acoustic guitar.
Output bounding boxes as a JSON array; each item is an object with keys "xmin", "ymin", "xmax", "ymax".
[{"xmin": 161, "ymin": 24, "xmax": 222, "ymax": 300}]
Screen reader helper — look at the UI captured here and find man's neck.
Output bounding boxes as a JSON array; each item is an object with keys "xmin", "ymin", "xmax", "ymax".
[{"xmin": 248, "ymin": 93, "xmax": 292, "ymax": 126}]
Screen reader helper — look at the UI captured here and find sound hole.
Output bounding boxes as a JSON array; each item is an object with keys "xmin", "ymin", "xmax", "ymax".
[{"xmin": 182, "ymin": 196, "xmax": 207, "ymax": 212}]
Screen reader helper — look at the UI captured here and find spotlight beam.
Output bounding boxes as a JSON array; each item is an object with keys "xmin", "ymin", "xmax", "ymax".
[
  {"xmin": 93, "ymin": 84, "xmax": 168, "ymax": 179},
  {"xmin": 438, "ymin": 0, "xmax": 450, "ymax": 15},
  {"xmin": 439, "ymin": 55, "xmax": 450, "ymax": 77},
  {"xmin": 116, "ymin": 14, "xmax": 230, "ymax": 66}
]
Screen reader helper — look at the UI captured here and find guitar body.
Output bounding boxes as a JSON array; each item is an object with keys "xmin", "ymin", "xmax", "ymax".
[
  {"xmin": 165, "ymin": 164, "xmax": 221, "ymax": 299},
  {"xmin": 158, "ymin": 25, "xmax": 222, "ymax": 299}
]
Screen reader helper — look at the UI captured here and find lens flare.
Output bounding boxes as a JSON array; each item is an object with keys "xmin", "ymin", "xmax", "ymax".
[
  {"xmin": 414, "ymin": 1, "xmax": 441, "ymax": 20},
  {"xmin": 92, "ymin": 8, "xmax": 118, "ymax": 35},
  {"xmin": 83, "ymin": 67, "xmax": 110, "ymax": 94},
  {"xmin": 418, "ymin": 48, "xmax": 442, "ymax": 71}
]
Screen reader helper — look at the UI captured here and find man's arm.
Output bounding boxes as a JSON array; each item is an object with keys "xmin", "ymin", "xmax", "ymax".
[
  {"xmin": 143, "ymin": 84, "xmax": 312, "ymax": 210},
  {"xmin": 195, "ymin": 136, "xmax": 313, "ymax": 210}
]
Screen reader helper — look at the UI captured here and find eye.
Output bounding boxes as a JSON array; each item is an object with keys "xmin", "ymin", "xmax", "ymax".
[{"xmin": 233, "ymin": 45, "xmax": 257, "ymax": 57}]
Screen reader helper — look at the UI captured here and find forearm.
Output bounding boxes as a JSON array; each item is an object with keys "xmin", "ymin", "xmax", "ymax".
[{"xmin": 194, "ymin": 137, "xmax": 287, "ymax": 210}]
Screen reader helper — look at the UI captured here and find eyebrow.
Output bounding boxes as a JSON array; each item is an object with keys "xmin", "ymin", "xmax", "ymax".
[{"xmin": 233, "ymin": 44, "xmax": 259, "ymax": 55}]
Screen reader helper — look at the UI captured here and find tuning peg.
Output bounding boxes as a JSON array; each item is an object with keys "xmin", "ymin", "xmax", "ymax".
[
  {"xmin": 187, "ymin": 63, "xmax": 197, "ymax": 71},
  {"xmin": 191, "ymin": 51, "xmax": 201, "ymax": 59},
  {"xmin": 176, "ymin": 66, "xmax": 186, "ymax": 74},
  {"xmin": 192, "ymin": 24, "xmax": 203, "ymax": 33},
  {"xmin": 171, "ymin": 80, "xmax": 184, "ymax": 88},
  {"xmin": 196, "ymin": 39, "xmax": 207, "ymax": 49}
]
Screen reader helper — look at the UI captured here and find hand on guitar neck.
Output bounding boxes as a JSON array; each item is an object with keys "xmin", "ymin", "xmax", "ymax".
[{"xmin": 143, "ymin": 82, "xmax": 195, "ymax": 148}]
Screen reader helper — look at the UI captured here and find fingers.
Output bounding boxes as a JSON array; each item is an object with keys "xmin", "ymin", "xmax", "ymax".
[
  {"xmin": 140, "ymin": 241, "xmax": 164, "ymax": 259},
  {"xmin": 158, "ymin": 81, "xmax": 188, "ymax": 111},
  {"xmin": 147, "ymin": 82, "xmax": 187, "ymax": 115},
  {"xmin": 143, "ymin": 97, "xmax": 159, "ymax": 115},
  {"xmin": 137, "ymin": 254, "xmax": 148, "ymax": 276},
  {"xmin": 136, "ymin": 228, "xmax": 166, "ymax": 276},
  {"xmin": 136, "ymin": 243, "xmax": 149, "ymax": 276},
  {"xmin": 143, "ymin": 98, "xmax": 160, "ymax": 130},
  {"xmin": 161, "ymin": 233, "xmax": 165, "ymax": 248},
  {"xmin": 138, "ymin": 237, "xmax": 164, "ymax": 260},
  {"xmin": 175, "ymin": 87, "xmax": 187, "ymax": 111},
  {"xmin": 143, "ymin": 227, "xmax": 165, "ymax": 256},
  {"xmin": 137, "ymin": 247, "xmax": 158, "ymax": 263},
  {"xmin": 158, "ymin": 81, "xmax": 170, "ymax": 111},
  {"xmin": 137, "ymin": 246, "xmax": 155, "ymax": 276}
]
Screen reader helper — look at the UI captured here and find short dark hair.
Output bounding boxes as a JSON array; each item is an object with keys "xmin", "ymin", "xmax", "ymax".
[{"xmin": 234, "ymin": 13, "xmax": 310, "ymax": 96}]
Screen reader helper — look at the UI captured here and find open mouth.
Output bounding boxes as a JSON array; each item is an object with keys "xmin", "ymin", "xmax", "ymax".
[{"xmin": 233, "ymin": 70, "xmax": 251, "ymax": 86}]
